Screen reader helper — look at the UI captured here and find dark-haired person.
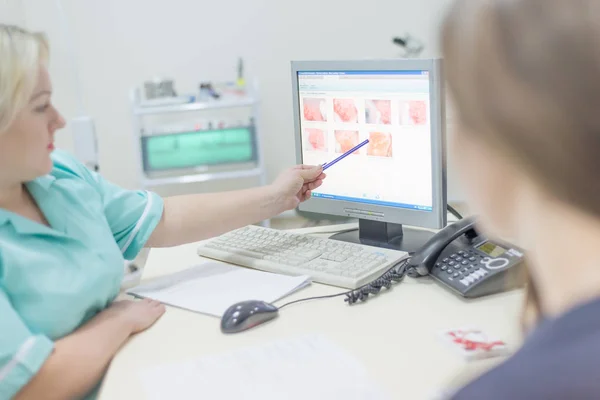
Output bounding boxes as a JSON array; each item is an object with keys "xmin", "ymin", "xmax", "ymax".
[{"xmin": 442, "ymin": 0, "xmax": 600, "ymax": 398}]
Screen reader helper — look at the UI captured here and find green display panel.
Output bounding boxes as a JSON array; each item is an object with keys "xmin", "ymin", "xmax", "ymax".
[{"xmin": 142, "ymin": 127, "xmax": 257, "ymax": 171}]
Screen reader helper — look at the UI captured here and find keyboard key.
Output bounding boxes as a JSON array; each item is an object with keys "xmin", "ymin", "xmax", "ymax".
[{"xmin": 232, "ymin": 249, "xmax": 265, "ymax": 259}]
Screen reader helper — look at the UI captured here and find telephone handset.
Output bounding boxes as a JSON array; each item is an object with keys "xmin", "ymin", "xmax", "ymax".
[{"xmin": 407, "ymin": 217, "xmax": 526, "ymax": 298}]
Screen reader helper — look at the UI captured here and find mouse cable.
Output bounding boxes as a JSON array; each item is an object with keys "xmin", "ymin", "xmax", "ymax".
[
  {"xmin": 277, "ymin": 255, "xmax": 413, "ymax": 310},
  {"xmin": 447, "ymin": 205, "xmax": 464, "ymax": 220}
]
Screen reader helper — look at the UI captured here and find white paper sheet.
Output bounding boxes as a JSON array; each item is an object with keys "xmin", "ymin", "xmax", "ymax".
[
  {"xmin": 126, "ymin": 261, "xmax": 311, "ymax": 317},
  {"xmin": 139, "ymin": 334, "xmax": 390, "ymax": 400}
]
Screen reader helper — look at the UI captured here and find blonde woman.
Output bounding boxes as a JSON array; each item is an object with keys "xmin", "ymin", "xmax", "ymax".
[
  {"xmin": 442, "ymin": 0, "xmax": 600, "ymax": 398},
  {"xmin": 0, "ymin": 25, "xmax": 325, "ymax": 400}
]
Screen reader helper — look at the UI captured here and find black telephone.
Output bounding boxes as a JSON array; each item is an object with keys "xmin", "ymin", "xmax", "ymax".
[{"xmin": 407, "ymin": 217, "xmax": 526, "ymax": 298}]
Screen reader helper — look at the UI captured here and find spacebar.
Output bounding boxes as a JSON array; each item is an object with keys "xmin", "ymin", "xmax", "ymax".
[{"xmin": 228, "ymin": 248, "xmax": 265, "ymax": 259}]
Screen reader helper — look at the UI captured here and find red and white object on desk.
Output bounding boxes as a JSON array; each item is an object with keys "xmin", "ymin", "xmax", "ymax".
[{"xmin": 439, "ymin": 328, "xmax": 510, "ymax": 361}]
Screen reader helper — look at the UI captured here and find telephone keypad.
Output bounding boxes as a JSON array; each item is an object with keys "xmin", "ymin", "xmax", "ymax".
[
  {"xmin": 437, "ymin": 250, "xmax": 500, "ymax": 287},
  {"xmin": 429, "ymin": 236, "xmax": 525, "ymax": 298},
  {"xmin": 459, "ymin": 268, "xmax": 490, "ymax": 287},
  {"xmin": 437, "ymin": 249, "xmax": 498, "ymax": 288}
]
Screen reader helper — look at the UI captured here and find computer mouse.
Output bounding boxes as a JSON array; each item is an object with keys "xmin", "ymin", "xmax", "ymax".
[{"xmin": 221, "ymin": 300, "xmax": 279, "ymax": 334}]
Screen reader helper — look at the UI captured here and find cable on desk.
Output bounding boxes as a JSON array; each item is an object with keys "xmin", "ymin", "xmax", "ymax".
[
  {"xmin": 447, "ymin": 205, "xmax": 464, "ymax": 220},
  {"xmin": 277, "ymin": 292, "xmax": 348, "ymax": 309},
  {"xmin": 332, "ymin": 227, "xmax": 360, "ymax": 235},
  {"xmin": 344, "ymin": 258, "xmax": 412, "ymax": 304},
  {"xmin": 277, "ymin": 255, "xmax": 413, "ymax": 309}
]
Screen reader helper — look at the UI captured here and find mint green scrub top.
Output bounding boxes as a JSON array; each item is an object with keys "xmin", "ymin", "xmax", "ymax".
[{"xmin": 0, "ymin": 150, "xmax": 164, "ymax": 399}]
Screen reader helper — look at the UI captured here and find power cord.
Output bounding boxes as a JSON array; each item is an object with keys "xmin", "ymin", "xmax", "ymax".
[
  {"xmin": 447, "ymin": 205, "xmax": 464, "ymax": 220},
  {"xmin": 277, "ymin": 256, "xmax": 413, "ymax": 309}
]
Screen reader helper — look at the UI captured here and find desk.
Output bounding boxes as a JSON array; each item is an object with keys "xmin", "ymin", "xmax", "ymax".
[{"xmin": 99, "ymin": 223, "xmax": 525, "ymax": 400}]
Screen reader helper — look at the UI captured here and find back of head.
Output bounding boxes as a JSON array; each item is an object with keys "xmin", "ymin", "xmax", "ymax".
[
  {"xmin": 442, "ymin": 0, "xmax": 600, "ymax": 220},
  {"xmin": 0, "ymin": 24, "xmax": 49, "ymax": 135}
]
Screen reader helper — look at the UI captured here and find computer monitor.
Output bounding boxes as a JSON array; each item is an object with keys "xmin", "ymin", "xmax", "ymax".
[{"xmin": 291, "ymin": 59, "xmax": 447, "ymax": 252}]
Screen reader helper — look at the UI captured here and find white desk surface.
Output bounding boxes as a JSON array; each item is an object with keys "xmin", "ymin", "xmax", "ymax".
[{"xmin": 99, "ymin": 223, "xmax": 525, "ymax": 400}]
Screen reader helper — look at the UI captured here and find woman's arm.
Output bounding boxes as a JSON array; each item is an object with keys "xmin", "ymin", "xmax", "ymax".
[
  {"xmin": 147, "ymin": 165, "xmax": 325, "ymax": 247},
  {"xmin": 14, "ymin": 299, "xmax": 165, "ymax": 400}
]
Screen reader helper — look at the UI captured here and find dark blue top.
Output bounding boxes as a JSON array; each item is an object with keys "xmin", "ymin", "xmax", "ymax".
[{"xmin": 452, "ymin": 298, "xmax": 600, "ymax": 399}]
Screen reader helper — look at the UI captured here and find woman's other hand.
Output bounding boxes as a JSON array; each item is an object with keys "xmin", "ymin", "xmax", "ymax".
[
  {"xmin": 271, "ymin": 165, "xmax": 326, "ymax": 212},
  {"xmin": 105, "ymin": 299, "xmax": 166, "ymax": 334}
]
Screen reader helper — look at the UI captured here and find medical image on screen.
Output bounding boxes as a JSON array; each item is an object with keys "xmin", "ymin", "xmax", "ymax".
[
  {"xmin": 365, "ymin": 99, "xmax": 391, "ymax": 125},
  {"xmin": 297, "ymin": 68, "xmax": 435, "ymax": 211},
  {"xmin": 334, "ymin": 130, "xmax": 360, "ymax": 154},
  {"xmin": 333, "ymin": 99, "xmax": 359, "ymax": 123},
  {"xmin": 303, "ymin": 98, "xmax": 327, "ymax": 122},
  {"xmin": 304, "ymin": 128, "xmax": 327, "ymax": 151},
  {"xmin": 399, "ymin": 100, "xmax": 427, "ymax": 125},
  {"xmin": 367, "ymin": 132, "xmax": 392, "ymax": 157}
]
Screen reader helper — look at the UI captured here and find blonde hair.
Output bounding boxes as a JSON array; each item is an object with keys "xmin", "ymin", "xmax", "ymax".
[
  {"xmin": 0, "ymin": 24, "xmax": 49, "ymax": 135},
  {"xmin": 441, "ymin": 0, "xmax": 600, "ymax": 326}
]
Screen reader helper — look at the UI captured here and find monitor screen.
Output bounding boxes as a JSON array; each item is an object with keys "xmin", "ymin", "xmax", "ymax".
[{"xmin": 297, "ymin": 70, "xmax": 433, "ymax": 212}]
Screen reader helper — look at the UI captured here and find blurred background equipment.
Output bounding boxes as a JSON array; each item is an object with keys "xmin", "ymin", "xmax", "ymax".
[
  {"xmin": 144, "ymin": 78, "xmax": 177, "ymax": 99},
  {"xmin": 392, "ymin": 33, "xmax": 425, "ymax": 58}
]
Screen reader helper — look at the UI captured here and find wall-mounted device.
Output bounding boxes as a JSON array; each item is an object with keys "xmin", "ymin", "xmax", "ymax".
[{"xmin": 392, "ymin": 34, "xmax": 425, "ymax": 58}]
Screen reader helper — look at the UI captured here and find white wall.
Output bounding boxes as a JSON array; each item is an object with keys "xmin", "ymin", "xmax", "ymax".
[
  {"xmin": 0, "ymin": 0, "xmax": 25, "ymax": 24},
  {"xmin": 20, "ymin": 0, "xmax": 462, "ymax": 200}
]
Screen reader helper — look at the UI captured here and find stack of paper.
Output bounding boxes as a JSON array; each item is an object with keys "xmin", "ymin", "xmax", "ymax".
[
  {"xmin": 139, "ymin": 334, "xmax": 390, "ymax": 400},
  {"xmin": 126, "ymin": 261, "xmax": 311, "ymax": 317}
]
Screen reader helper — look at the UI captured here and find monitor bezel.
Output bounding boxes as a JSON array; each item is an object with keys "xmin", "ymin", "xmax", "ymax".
[{"xmin": 291, "ymin": 59, "xmax": 447, "ymax": 230}]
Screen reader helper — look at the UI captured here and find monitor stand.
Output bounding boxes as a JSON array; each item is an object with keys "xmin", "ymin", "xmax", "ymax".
[{"xmin": 329, "ymin": 219, "xmax": 435, "ymax": 253}]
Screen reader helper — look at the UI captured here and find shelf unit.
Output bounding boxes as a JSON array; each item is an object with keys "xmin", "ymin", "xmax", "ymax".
[{"xmin": 129, "ymin": 86, "xmax": 270, "ymax": 225}]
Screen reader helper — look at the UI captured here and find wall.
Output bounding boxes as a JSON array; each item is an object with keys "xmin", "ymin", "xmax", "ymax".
[
  {"xmin": 19, "ymin": 0, "xmax": 463, "ymax": 200},
  {"xmin": 0, "ymin": 0, "xmax": 25, "ymax": 24}
]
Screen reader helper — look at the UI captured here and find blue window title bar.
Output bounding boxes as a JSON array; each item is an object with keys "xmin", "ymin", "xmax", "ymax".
[
  {"xmin": 312, "ymin": 193, "xmax": 433, "ymax": 212},
  {"xmin": 298, "ymin": 70, "xmax": 427, "ymax": 76}
]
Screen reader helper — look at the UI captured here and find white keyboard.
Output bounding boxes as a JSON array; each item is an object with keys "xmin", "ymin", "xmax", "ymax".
[{"xmin": 196, "ymin": 225, "xmax": 408, "ymax": 289}]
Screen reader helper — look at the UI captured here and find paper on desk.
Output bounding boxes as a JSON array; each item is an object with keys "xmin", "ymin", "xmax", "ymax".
[
  {"xmin": 139, "ymin": 334, "xmax": 391, "ymax": 400},
  {"xmin": 126, "ymin": 261, "xmax": 311, "ymax": 317}
]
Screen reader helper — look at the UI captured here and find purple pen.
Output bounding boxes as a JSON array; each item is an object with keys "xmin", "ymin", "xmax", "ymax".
[{"xmin": 322, "ymin": 139, "xmax": 369, "ymax": 171}]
